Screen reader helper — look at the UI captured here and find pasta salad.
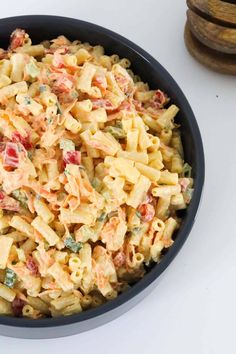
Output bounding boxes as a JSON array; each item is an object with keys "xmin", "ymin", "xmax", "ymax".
[{"xmin": 0, "ymin": 29, "xmax": 194, "ymax": 318}]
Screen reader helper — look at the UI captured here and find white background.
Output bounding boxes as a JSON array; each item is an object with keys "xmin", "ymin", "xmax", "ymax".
[{"xmin": 0, "ymin": 0, "xmax": 236, "ymax": 353}]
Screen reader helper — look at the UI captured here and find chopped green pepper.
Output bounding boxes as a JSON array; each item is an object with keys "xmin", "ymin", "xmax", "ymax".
[
  {"xmin": 25, "ymin": 60, "xmax": 40, "ymax": 79},
  {"xmin": 105, "ymin": 126, "xmax": 126, "ymax": 139},
  {"xmin": 97, "ymin": 212, "xmax": 107, "ymax": 222},
  {"xmin": 4, "ymin": 268, "xmax": 17, "ymax": 288},
  {"xmin": 64, "ymin": 235, "xmax": 82, "ymax": 253},
  {"xmin": 183, "ymin": 163, "xmax": 192, "ymax": 178},
  {"xmin": 24, "ymin": 96, "xmax": 31, "ymax": 105},
  {"xmin": 11, "ymin": 189, "xmax": 27, "ymax": 208}
]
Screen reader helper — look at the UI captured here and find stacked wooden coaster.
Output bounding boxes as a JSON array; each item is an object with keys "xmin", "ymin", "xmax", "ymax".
[{"xmin": 184, "ymin": 0, "xmax": 236, "ymax": 74}]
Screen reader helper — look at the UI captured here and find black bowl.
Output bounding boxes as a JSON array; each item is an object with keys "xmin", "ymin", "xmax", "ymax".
[{"xmin": 0, "ymin": 15, "xmax": 204, "ymax": 339}]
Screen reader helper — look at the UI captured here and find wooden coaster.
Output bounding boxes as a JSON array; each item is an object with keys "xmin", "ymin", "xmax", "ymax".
[
  {"xmin": 187, "ymin": 0, "xmax": 236, "ymax": 27},
  {"xmin": 187, "ymin": 9, "xmax": 236, "ymax": 54},
  {"xmin": 184, "ymin": 22, "xmax": 236, "ymax": 74}
]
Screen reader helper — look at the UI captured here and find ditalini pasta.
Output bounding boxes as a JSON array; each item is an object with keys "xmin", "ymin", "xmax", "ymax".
[{"xmin": 0, "ymin": 29, "xmax": 194, "ymax": 318}]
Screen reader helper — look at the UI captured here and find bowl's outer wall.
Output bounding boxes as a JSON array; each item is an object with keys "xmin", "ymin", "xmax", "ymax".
[
  {"xmin": 0, "ymin": 16, "xmax": 205, "ymax": 339},
  {"xmin": 0, "ymin": 277, "xmax": 161, "ymax": 338}
]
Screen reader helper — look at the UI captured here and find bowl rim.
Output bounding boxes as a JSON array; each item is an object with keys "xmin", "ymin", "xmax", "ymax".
[{"xmin": 0, "ymin": 14, "xmax": 205, "ymax": 328}]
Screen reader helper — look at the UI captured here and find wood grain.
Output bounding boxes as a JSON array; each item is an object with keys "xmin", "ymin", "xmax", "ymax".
[
  {"xmin": 184, "ymin": 22, "xmax": 236, "ymax": 74},
  {"xmin": 187, "ymin": 9, "xmax": 236, "ymax": 53},
  {"xmin": 187, "ymin": 0, "xmax": 236, "ymax": 26}
]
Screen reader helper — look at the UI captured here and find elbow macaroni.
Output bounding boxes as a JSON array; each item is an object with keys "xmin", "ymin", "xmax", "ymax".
[{"xmin": 0, "ymin": 29, "xmax": 194, "ymax": 318}]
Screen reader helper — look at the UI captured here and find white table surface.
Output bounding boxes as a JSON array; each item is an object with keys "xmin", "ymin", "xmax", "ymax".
[{"xmin": 0, "ymin": 0, "xmax": 235, "ymax": 353}]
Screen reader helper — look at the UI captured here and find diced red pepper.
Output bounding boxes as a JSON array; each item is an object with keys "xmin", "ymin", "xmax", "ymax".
[
  {"xmin": 53, "ymin": 75, "xmax": 73, "ymax": 93},
  {"xmin": 12, "ymin": 131, "xmax": 32, "ymax": 150},
  {"xmin": 0, "ymin": 191, "xmax": 20, "ymax": 211},
  {"xmin": 118, "ymin": 100, "xmax": 132, "ymax": 111},
  {"xmin": 46, "ymin": 46, "xmax": 69, "ymax": 55},
  {"xmin": 113, "ymin": 251, "xmax": 126, "ymax": 268},
  {"xmin": 51, "ymin": 48, "xmax": 69, "ymax": 68},
  {"xmin": 91, "ymin": 99, "xmax": 114, "ymax": 110},
  {"xmin": 26, "ymin": 256, "xmax": 39, "ymax": 276},
  {"xmin": 114, "ymin": 74, "xmax": 131, "ymax": 94},
  {"xmin": 114, "ymin": 74, "xmax": 128, "ymax": 86},
  {"xmin": 149, "ymin": 90, "xmax": 168, "ymax": 110},
  {"xmin": 179, "ymin": 178, "xmax": 190, "ymax": 192},
  {"xmin": 133, "ymin": 99, "xmax": 144, "ymax": 112},
  {"xmin": 9, "ymin": 28, "xmax": 26, "ymax": 50},
  {"xmin": 3, "ymin": 142, "xmax": 19, "ymax": 168},
  {"xmin": 92, "ymin": 75, "xmax": 107, "ymax": 91},
  {"xmin": 138, "ymin": 203, "xmax": 155, "ymax": 222},
  {"xmin": 11, "ymin": 297, "xmax": 26, "ymax": 317},
  {"xmin": 0, "ymin": 191, "xmax": 5, "ymax": 201},
  {"xmin": 52, "ymin": 53, "xmax": 65, "ymax": 69},
  {"xmin": 63, "ymin": 151, "xmax": 81, "ymax": 166},
  {"xmin": 154, "ymin": 90, "xmax": 167, "ymax": 105}
]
